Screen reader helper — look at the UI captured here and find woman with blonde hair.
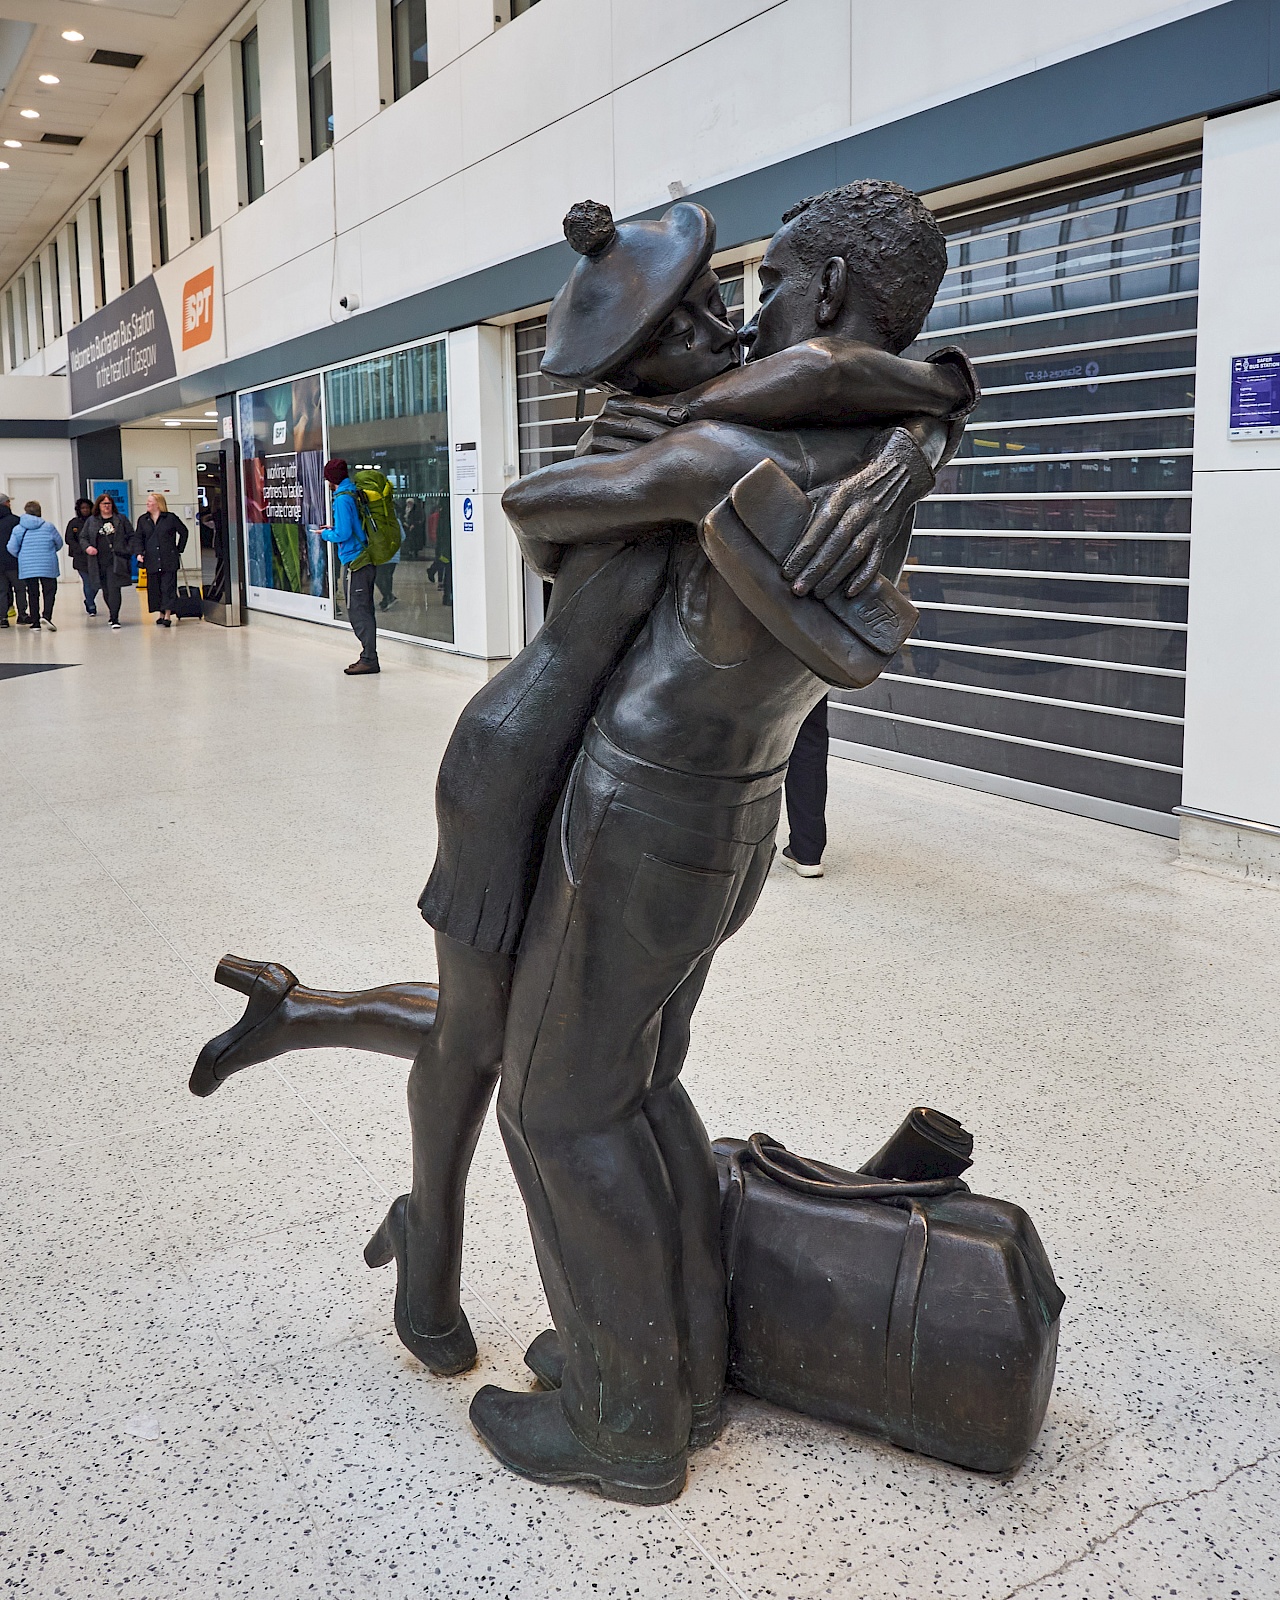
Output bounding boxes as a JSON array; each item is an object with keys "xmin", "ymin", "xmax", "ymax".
[{"xmin": 136, "ymin": 491, "xmax": 189, "ymax": 628}]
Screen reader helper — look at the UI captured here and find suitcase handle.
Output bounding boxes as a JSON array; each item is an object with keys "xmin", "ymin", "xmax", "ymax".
[{"xmin": 743, "ymin": 1132, "xmax": 966, "ymax": 1201}]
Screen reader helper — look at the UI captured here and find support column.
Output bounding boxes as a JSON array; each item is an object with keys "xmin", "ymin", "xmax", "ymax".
[
  {"xmin": 1182, "ymin": 100, "xmax": 1280, "ymax": 886},
  {"xmin": 446, "ymin": 323, "xmax": 515, "ymax": 662}
]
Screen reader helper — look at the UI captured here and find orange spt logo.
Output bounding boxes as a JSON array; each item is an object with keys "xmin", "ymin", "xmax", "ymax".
[{"xmin": 182, "ymin": 266, "xmax": 215, "ymax": 350}]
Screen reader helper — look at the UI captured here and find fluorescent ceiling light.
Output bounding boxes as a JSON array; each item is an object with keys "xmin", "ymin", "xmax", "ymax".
[
  {"xmin": 39, "ymin": 75, "xmax": 60, "ymax": 86},
  {"xmin": 163, "ymin": 420, "xmax": 182, "ymax": 427},
  {"xmin": 204, "ymin": 410, "xmax": 217, "ymax": 417},
  {"xmin": 3, "ymin": 140, "xmax": 20, "ymax": 149},
  {"xmin": 0, "ymin": 163, "xmax": 8, "ymax": 171},
  {"xmin": 19, "ymin": 109, "xmax": 38, "ymax": 119},
  {"xmin": 62, "ymin": 30, "xmax": 85, "ymax": 42}
]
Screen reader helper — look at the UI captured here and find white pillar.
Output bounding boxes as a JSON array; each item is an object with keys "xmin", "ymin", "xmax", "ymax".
[
  {"xmin": 162, "ymin": 97, "xmax": 197, "ymax": 253},
  {"xmin": 56, "ymin": 224, "xmax": 78, "ymax": 329},
  {"xmin": 128, "ymin": 142, "xmax": 158, "ymax": 277},
  {"xmin": 447, "ymin": 323, "xmax": 515, "ymax": 661},
  {"xmin": 76, "ymin": 200, "xmax": 102, "ymax": 314},
  {"xmin": 98, "ymin": 175, "xmax": 124, "ymax": 301},
  {"xmin": 331, "ymin": 0, "xmax": 392, "ymax": 143},
  {"xmin": 258, "ymin": 0, "xmax": 307, "ymax": 182},
  {"xmin": 39, "ymin": 245, "xmax": 59, "ymax": 342},
  {"xmin": 1182, "ymin": 100, "xmax": 1280, "ymax": 882},
  {"xmin": 204, "ymin": 43, "xmax": 246, "ymax": 225}
]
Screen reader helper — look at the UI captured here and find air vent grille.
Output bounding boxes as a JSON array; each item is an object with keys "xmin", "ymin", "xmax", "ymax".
[
  {"xmin": 40, "ymin": 133, "xmax": 82, "ymax": 147},
  {"xmin": 90, "ymin": 49, "xmax": 143, "ymax": 69}
]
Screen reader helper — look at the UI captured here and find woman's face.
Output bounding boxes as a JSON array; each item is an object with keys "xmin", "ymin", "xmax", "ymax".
[
  {"xmin": 621, "ymin": 269, "xmax": 740, "ymax": 395},
  {"xmin": 99, "ymin": 497, "xmax": 115, "ymax": 518},
  {"xmin": 146, "ymin": 494, "xmax": 159, "ymax": 517}
]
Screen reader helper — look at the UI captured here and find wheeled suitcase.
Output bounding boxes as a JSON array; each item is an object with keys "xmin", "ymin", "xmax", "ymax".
[
  {"xmin": 174, "ymin": 584, "xmax": 204, "ymax": 619},
  {"xmin": 713, "ymin": 1133, "xmax": 1064, "ymax": 1474}
]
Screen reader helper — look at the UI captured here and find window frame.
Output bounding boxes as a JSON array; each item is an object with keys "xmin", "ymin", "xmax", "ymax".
[
  {"xmin": 391, "ymin": 0, "xmax": 429, "ymax": 101},
  {"xmin": 305, "ymin": 0, "xmax": 334, "ymax": 158},
  {"xmin": 193, "ymin": 86, "xmax": 212, "ymax": 237},
  {"xmin": 241, "ymin": 28, "xmax": 265, "ymax": 204},
  {"xmin": 120, "ymin": 165, "xmax": 136, "ymax": 288},
  {"xmin": 152, "ymin": 128, "xmax": 169, "ymax": 266}
]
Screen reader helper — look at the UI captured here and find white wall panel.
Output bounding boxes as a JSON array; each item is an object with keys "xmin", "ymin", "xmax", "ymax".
[
  {"xmin": 457, "ymin": 0, "xmax": 612, "ymax": 170},
  {"xmin": 204, "ymin": 43, "xmax": 245, "ymax": 228},
  {"xmin": 128, "ymin": 144, "xmax": 158, "ymax": 278},
  {"xmin": 445, "ymin": 322, "xmax": 513, "ymax": 659},
  {"xmin": 223, "ymin": 237, "xmax": 335, "ymax": 357},
  {"xmin": 424, "ymin": 0, "xmax": 462, "ymax": 73},
  {"xmin": 1183, "ymin": 98, "xmax": 1280, "ymax": 833},
  {"xmin": 462, "ymin": 100, "xmax": 615, "ymax": 270},
  {"xmin": 335, "ymin": 65, "xmax": 463, "ymax": 234},
  {"xmin": 354, "ymin": 171, "xmax": 466, "ymax": 308},
  {"xmin": 162, "ymin": 99, "xmax": 198, "ymax": 256},
  {"xmin": 609, "ymin": 0, "xmax": 785, "ymax": 84},
  {"xmin": 257, "ymin": 0, "xmax": 307, "ymax": 186},
  {"xmin": 612, "ymin": 0, "xmax": 851, "ymax": 217},
  {"xmin": 331, "ymin": 0, "xmax": 391, "ymax": 141},
  {"xmin": 221, "ymin": 147, "xmax": 336, "ymax": 294}
]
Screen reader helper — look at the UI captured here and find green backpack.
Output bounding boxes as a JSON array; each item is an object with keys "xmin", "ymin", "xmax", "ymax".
[{"xmin": 353, "ymin": 469, "xmax": 403, "ymax": 567}]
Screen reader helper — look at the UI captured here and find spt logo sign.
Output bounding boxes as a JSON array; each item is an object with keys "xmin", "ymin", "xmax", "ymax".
[{"xmin": 181, "ymin": 266, "xmax": 215, "ymax": 350}]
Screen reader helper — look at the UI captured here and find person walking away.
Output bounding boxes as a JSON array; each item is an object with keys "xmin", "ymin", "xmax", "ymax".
[
  {"xmin": 0, "ymin": 492, "xmax": 26, "ymax": 626},
  {"xmin": 375, "ymin": 543, "xmax": 399, "ymax": 613},
  {"xmin": 319, "ymin": 457, "xmax": 379, "ymax": 676},
  {"xmin": 7, "ymin": 501, "xmax": 63, "ymax": 630},
  {"xmin": 781, "ymin": 697, "xmax": 829, "ymax": 877},
  {"xmin": 80, "ymin": 492, "xmax": 138, "ymax": 629},
  {"xmin": 65, "ymin": 499, "xmax": 99, "ymax": 615},
  {"xmin": 136, "ymin": 492, "xmax": 189, "ymax": 627}
]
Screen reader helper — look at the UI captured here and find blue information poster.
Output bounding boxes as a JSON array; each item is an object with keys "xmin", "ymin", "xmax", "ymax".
[{"xmin": 1229, "ymin": 353, "xmax": 1280, "ymax": 437}]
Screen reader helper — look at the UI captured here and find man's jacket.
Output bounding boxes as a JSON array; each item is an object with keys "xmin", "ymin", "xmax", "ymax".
[{"xmin": 321, "ymin": 479, "xmax": 369, "ymax": 568}]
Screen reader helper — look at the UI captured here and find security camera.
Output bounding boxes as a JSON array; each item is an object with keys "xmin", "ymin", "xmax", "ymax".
[{"xmin": 339, "ymin": 293, "xmax": 360, "ymax": 312}]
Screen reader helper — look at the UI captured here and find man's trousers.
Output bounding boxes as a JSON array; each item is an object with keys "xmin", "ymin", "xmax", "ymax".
[
  {"xmin": 784, "ymin": 697, "xmax": 829, "ymax": 866},
  {"xmin": 498, "ymin": 724, "xmax": 781, "ymax": 1465},
  {"xmin": 346, "ymin": 564, "xmax": 379, "ymax": 663}
]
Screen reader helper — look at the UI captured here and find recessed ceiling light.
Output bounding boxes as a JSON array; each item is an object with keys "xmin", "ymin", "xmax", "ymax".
[
  {"xmin": 3, "ymin": 140, "xmax": 20, "ymax": 149},
  {"xmin": 39, "ymin": 75, "xmax": 60, "ymax": 86},
  {"xmin": 19, "ymin": 109, "xmax": 38, "ymax": 119},
  {"xmin": 62, "ymin": 30, "xmax": 85, "ymax": 43}
]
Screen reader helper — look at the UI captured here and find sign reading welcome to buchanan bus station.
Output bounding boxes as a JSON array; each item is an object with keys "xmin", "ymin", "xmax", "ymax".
[
  {"xmin": 68, "ymin": 276, "xmax": 178, "ymax": 412},
  {"xmin": 67, "ymin": 240, "xmax": 225, "ymax": 415}
]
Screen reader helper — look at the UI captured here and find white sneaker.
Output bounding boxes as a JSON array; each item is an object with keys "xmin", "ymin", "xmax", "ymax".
[
  {"xmin": 43, "ymin": 618, "xmax": 56, "ymax": 631},
  {"xmin": 110, "ymin": 621, "xmax": 122, "ymax": 630},
  {"xmin": 781, "ymin": 846, "xmax": 823, "ymax": 879}
]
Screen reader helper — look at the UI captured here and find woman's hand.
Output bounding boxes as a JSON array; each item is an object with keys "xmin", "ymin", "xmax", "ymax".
[
  {"xmin": 86, "ymin": 546, "xmax": 97, "ymax": 556},
  {"xmin": 588, "ymin": 395, "xmax": 690, "ymax": 455}
]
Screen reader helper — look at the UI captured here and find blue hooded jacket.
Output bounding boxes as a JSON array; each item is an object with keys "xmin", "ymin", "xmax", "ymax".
[
  {"xmin": 7, "ymin": 513, "xmax": 63, "ymax": 580},
  {"xmin": 320, "ymin": 478, "xmax": 368, "ymax": 567}
]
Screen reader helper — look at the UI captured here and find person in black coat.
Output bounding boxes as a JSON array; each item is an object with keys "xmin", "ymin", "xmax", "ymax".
[
  {"xmin": 78, "ymin": 492, "xmax": 138, "ymax": 628},
  {"xmin": 64, "ymin": 499, "xmax": 98, "ymax": 616},
  {"xmin": 0, "ymin": 492, "xmax": 27, "ymax": 627},
  {"xmin": 136, "ymin": 492, "xmax": 189, "ymax": 627}
]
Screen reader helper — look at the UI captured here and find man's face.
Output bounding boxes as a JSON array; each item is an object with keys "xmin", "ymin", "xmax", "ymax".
[
  {"xmin": 622, "ymin": 269, "xmax": 740, "ymax": 395},
  {"xmin": 741, "ymin": 225, "xmax": 821, "ymax": 362}
]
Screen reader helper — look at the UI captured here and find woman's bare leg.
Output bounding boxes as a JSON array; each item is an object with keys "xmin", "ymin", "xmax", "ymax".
[{"xmin": 189, "ymin": 955, "xmax": 438, "ymax": 1095}]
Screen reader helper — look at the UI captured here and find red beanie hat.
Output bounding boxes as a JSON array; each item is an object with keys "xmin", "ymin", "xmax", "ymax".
[{"xmin": 323, "ymin": 457, "xmax": 348, "ymax": 486}]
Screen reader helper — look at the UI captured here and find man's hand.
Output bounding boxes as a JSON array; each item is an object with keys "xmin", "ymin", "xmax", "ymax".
[
  {"xmin": 587, "ymin": 396, "xmax": 690, "ymax": 455},
  {"xmin": 782, "ymin": 428, "xmax": 936, "ymax": 600}
]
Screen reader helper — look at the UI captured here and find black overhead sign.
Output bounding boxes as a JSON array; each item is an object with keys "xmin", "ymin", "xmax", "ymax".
[{"xmin": 68, "ymin": 275, "xmax": 176, "ymax": 413}]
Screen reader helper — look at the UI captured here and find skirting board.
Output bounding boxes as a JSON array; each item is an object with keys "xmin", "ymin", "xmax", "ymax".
[{"xmin": 830, "ymin": 738, "xmax": 1180, "ymax": 838}]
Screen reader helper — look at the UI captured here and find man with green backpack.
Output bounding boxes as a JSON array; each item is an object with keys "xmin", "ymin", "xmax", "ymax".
[{"xmin": 321, "ymin": 457, "xmax": 403, "ymax": 676}]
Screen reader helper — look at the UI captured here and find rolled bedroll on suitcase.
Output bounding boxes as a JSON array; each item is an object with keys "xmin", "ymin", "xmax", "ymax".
[{"xmin": 713, "ymin": 1132, "xmax": 1065, "ymax": 1475}]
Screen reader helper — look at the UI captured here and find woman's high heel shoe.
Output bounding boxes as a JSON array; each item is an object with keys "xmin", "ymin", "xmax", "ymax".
[
  {"xmin": 189, "ymin": 957, "xmax": 298, "ymax": 1097},
  {"xmin": 364, "ymin": 1194, "xmax": 477, "ymax": 1376}
]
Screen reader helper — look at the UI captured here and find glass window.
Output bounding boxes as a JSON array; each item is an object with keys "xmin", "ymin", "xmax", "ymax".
[
  {"xmin": 392, "ymin": 0, "xmax": 429, "ymax": 99},
  {"xmin": 239, "ymin": 374, "xmax": 329, "ymax": 600},
  {"xmin": 193, "ymin": 87, "xmax": 212, "ymax": 237},
  {"xmin": 32, "ymin": 260, "xmax": 45, "ymax": 348},
  {"xmin": 324, "ymin": 339, "xmax": 454, "ymax": 645},
  {"xmin": 94, "ymin": 195, "xmax": 106, "ymax": 308},
  {"xmin": 16, "ymin": 275, "xmax": 29, "ymax": 361},
  {"xmin": 242, "ymin": 28, "xmax": 265, "ymax": 203},
  {"xmin": 511, "ymin": 0, "xmax": 541, "ymax": 15},
  {"xmin": 120, "ymin": 166, "xmax": 135, "ymax": 287},
  {"xmin": 50, "ymin": 243, "xmax": 62, "ymax": 339},
  {"xmin": 306, "ymin": 0, "xmax": 334, "ymax": 157},
  {"xmin": 69, "ymin": 221, "xmax": 81, "ymax": 323},
  {"xmin": 152, "ymin": 129, "xmax": 169, "ymax": 265},
  {"xmin": 4, "ymin": 290, "xmax": 16, "ymax": 368}
]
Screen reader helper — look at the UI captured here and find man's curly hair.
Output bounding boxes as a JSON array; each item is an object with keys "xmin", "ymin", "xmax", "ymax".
[{"xmin": 781, "ymin": 179, "xmax": 948, "ymax": 352}]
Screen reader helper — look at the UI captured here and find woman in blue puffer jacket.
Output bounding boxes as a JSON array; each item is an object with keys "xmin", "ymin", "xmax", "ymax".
[{"xmin": 7, "ymin": 501, "xmax": 64, "ymax": 631}]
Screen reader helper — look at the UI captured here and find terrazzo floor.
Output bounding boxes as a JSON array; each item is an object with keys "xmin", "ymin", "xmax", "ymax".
[{"xmin": 2, "ymin": 596, "xmax": 1278, "ymax": 1600}]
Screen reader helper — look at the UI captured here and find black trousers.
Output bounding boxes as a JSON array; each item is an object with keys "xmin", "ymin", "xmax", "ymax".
[
  {"xmin": 347, "ymin": 564, "xmax": 378, "ymax": 662},
  {"xmin": 100, "ymin": 569, "xmax": 125, "ymax": 624},
  {"xmin": 2, "ymin": 571, "xmax": 28, "ymax": 622},
  {"xmin": 146, "ymin": 566, "xmax": 178, "ymax": 613},
  {"xmin": 784, "ymin": 697, "xmax": 829, "ymax": 865},
  {"xmin": 498, "ymin": 730, "xmax": 779, "ymax": 1465},
  {"xmin": 23, "ymin": 576, "xmax": 56, "ymax": 623}
]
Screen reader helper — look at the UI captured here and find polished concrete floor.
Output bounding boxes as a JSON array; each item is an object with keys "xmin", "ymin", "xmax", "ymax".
[{"xmin": 3, "ymin": 593, "xmax": 1278, "ymax": 1600}]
